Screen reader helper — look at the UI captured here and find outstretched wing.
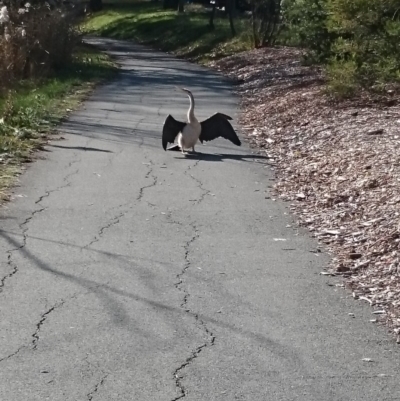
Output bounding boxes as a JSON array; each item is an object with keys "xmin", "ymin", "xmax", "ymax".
[
  {"xmin": 162, "ymin": 115, "xmax": 186, "ymax": 151},
  {"xmin": 199, "ymin": 113, "xmax": 241, "ymax": 146}
]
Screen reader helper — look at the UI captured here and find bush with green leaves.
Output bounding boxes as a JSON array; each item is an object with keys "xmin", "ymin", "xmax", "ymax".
[
  {"xmin": 0, "ymin": 92, "xmax": 42, "ymax": 159},
  {"xmin": 282, "ymin": 0, "xmax": 335, "ymax": 62},
  {"xmin": 283, "ymin": 0, "xmax": 400, "ymax": 95},
  {"xmin": 327, "ymin": 0, "xmax": 400, "ymax": 94},
  {"xmin": 250, "ymin": 0, "xmax": 283, "ymax": 47}
]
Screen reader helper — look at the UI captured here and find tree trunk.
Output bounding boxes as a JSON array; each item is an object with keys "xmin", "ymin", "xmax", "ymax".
[
  {"xmin": 209, "ymin": 2, "xmax": 216, "ymax": 30},
  {"xmin": 227, "ymin": 0, "xmax": 236, "ymax": 36},
  {"xmin": 89, "ymin": 0, "xmax": 103, "ymax": 12},
  {"xmin": 250, "ymin": 1, "xmax": 257, "ymax": 47},
  {"xmin": 163, "ymin": 0, "xmax": 179, "ymax": 9},
  {"xmin": 178, "ymin": 0, "xmax": 185, "ymax": 13}
]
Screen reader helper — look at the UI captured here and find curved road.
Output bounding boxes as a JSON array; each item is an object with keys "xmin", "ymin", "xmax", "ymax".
[{"xmin": 0, "ymin": 38, "xmax": 399, "ymax": 400}]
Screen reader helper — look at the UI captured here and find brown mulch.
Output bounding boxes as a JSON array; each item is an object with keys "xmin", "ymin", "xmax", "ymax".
[{"xmin": 210, "ymin": 47, "xmax": 400, "ymax": 342}]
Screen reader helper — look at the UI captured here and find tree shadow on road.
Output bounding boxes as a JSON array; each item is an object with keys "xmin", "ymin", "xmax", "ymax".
[
  {"xmin": 48, "ymin": 144, "xmax": 114, "ymax": 153},
  {"xmin": 0, "ymin": 228, "xmax": 304, "ymax": 369}
]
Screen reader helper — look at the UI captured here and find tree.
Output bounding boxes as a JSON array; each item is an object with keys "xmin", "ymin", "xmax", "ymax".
[
  {"xmin": 89, "ymin": 0, "xmax": 103, "ymax": 12},
  {"xmin": 209, "ymin": 0, "xmax": 217, "ymax": 29},
  {"xmin": 163, "ymin": 0, "xmax": 179, "ymax": 9},
  {"xmin": 327, "ymin": 0, "xmax": 400, "ymax": 90},
  {"xmin": 282, "ymin": 0, "xmax": 333, "ymax": 61},
  {"xmin": 226, "ymin": 0, "xmax": 236, "ymax": 36},
  {"xmin": 250, "ymin": 0, "xmax": 283, "ymax": 47},
  {"xmin": 282, "ymin": 0, "xmax": 400, "ymax": 95}
]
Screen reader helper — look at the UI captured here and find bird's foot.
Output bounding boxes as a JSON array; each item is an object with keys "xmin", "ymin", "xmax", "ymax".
[{"xmin": 167, "ymin": 144, "xmax": 181, "ymax": 152}]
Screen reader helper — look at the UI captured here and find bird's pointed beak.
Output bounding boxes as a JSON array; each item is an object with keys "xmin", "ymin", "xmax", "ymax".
[{"xmin": 175, "ymin": 86, "xmax": 189, "ymax": 94}]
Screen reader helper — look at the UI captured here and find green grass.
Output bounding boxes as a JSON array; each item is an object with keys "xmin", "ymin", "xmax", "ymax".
[
  {"xmin": 0, "ymin": 44, "xmax": 117, "ymax": 201},
  {"xmin": 83, "ymin": 1, "xmax": 252, "ymax": 63}
]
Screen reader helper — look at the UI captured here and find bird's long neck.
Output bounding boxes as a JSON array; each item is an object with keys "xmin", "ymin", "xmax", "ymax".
[{"xmin": 186, "ymin": 91, "xmax": 197, "ymax": 124}]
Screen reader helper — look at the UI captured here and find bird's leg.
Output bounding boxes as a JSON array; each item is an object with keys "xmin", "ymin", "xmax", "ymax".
[
  {"xmin": 192, "ymin": 146, "xmax": 195, "ymax": 153},
  {"xmin": 178, "ymin": 135, "xmax": 186, "ymax": 155}
]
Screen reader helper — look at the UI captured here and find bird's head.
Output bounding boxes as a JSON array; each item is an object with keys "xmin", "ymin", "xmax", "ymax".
[{"xmin": 175, "ymin": 86, "xmax": 193, "ymax": 96}]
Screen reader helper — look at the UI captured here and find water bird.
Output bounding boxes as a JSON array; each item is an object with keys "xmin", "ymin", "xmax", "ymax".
[{"xmin": 162, "ymin": 87, "xmax": 241, "ymax": 154}]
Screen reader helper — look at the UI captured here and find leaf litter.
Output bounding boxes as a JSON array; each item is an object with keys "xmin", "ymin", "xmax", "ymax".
[{"xmin": 210, "ymin": 46, "xmax": 400, "ymax": 342}]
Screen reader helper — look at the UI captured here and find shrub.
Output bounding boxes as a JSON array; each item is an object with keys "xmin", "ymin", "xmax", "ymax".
[
  {"xmin": 327, "ymin": 0, "xmax": 400, "ymax": 91},
  {"xmin": 282, "ymin": 0, "xmax": 335, "ymax": 62},
  {"xmin": 0, "ymin": 3, "xmax": 79, "ymax": 91},
  {"xmin": 283, "ymin": 0, "xmax": 400, "ymax": 95},
  {"xmin": 250, "ymin": 0, "xmax": 283, "ymax": 47},
  {"xmin": 326, "ymin": 59, "xmax": 358, "ymax": 97}
]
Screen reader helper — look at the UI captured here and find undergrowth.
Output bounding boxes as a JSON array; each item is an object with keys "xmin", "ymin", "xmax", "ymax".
[
  {"xmin": 0, "ymin": 43, "xmax": 117, "ymax": 200},
  {"xmin": 83, "ymin": 2, "xmax": 252, "ymax": 63}
]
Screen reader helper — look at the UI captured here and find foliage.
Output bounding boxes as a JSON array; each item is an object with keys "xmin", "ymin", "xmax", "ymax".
[
  {"xmin": 283, "ymin": 0, "xmax": 400, "ymax": 96},
  {"xmin": 250, "ymin": 0, "xmax": 283, "ymax": 47},
  {"xmin": 90, "ymin": 0, "xmax": 104, "ymax": 12},
  {"xmin": 0, "ymin": 3, "xmax": 79, "ymax": 91},
  {"xmin": 83, "ymin": 3, "xmax": 252, "ymax": 63},
  {"xmin": 282, "ymin": 0, "xmax": 334, "ymax": 61},
  {"xmin": 325, "ymin": 59, "xmax": 358, "ymax": 97},
  {"xmin": 327, "ymin": 0, "xmax": 400, "ymax": 91},
  {"xmin": 0, "ymin": 44, "xmax": 116, "ymax": 199}
]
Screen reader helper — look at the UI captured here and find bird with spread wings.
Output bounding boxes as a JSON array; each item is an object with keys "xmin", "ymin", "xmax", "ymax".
[{"xmin": 162, "ymin": 87, "xmax": 241, "ymax": 155}]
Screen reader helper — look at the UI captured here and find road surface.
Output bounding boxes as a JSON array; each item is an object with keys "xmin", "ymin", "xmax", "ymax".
[{"xmin": 0, "ymin": 37, "xmax": 399, "ymax": 400}]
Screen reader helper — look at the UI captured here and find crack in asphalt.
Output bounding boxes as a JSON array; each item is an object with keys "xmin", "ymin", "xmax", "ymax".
[
  {"xmin": 173, "ymin": 224, "xmax": 200, "ymax": 401},
  {"xmin": 184, "ymin": 160, "xmax": 211, "ymax": 205},
  {"xmin": 82, "ymin": 353, "xmax": 102, "ymax": 377},
  {"xmin": 32, "ymin": 300, "xmax": 66, "ymax": 350},
  {"xmin": 137, "ymin": 159, "xmax": 158, "ymax": 202},
  {"xmin": 0, "ymin": 257, "xmax": 18, "ymax": 293},
  {"xmin": 87, "ymin": 374, "xmax": 108, "ymax": 401},
  {"xmin": 84, "ymin": 159, "xmax": 157, "ymax": 247},
  {"xmin": 84, "ymin": 208, "xmax": 128, "ymax": 248},
  {"xmin": 136, "ymin": 133, "xmax": 158, "ymax": 204},
  {"xmin": 0, "ymin": 346, "xmax": 25, "ymax": 363},
  {"xmin": 0, "ymin": 159, "xmax": 81, "ymax": 294},
  {"xmin": 165, "ymin": 212, "xmax": 184, "ymax": 227},
  {"xmin": 1, "ymin": 210, "xmax": 42, "ymax": 293},
  {"xmin": 172, "ymin": 161, "xmax": 215, "ymax": 401},
  {"xmin": 0, "ymin": 288, "xmax": 91, "ymax": 363},
  {"xmin": 84, "ymin": 126, "xmax": 159, "ymax": 249},
  {"xmin": 0, "ymin": 300, "xmax": 66, "ymax": 362}
]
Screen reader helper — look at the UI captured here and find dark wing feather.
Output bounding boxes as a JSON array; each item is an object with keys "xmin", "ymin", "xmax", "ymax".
[
  {"xmin": 199, "ymin": 113, "xmax": 241, "ymax": 146},
  {"xmin": 214, "ymin": 112, "xmax": 233, "ymax": 121},
  {"xmin": 162, "ymin": 115, "xmax": 186, "ymax": 151}
]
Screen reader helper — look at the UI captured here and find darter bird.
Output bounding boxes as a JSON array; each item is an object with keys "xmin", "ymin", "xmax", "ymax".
[{"xmin": 162, "ymin": 87, "xmax": 241, "ymax": 155}]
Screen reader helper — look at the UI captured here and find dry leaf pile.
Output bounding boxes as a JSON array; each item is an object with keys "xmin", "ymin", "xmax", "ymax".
[{"xmin": 210, "ymin": 47, "xmax": 400, "ymax": 340}]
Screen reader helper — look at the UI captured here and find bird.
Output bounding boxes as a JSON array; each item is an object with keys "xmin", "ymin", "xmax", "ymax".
[{"xmin": 162, "ymin": 87, "xmax": 241, "ymax": 155}]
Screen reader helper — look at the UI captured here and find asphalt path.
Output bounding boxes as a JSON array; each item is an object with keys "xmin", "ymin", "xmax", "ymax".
[{"xmin": 0, "ymin": 37, "xmax": 399, "ymax": 401}]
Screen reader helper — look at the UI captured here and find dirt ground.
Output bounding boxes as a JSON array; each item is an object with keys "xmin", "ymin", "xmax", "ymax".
[{"xmin": 210, "ymin": 47, "xmax": 400, "ymax": 342}]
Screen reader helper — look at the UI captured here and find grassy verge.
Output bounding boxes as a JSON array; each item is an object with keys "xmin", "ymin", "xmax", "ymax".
[
  {"xmin": 83, "ymin": 1, "xmax": 252, "ymax": 63},
  {"xmin": 0, "ymin": 43, "xmax": 117, "ymax": 201}
]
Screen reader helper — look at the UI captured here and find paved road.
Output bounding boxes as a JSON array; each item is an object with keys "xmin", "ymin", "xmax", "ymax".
[{"xmin": 1, "ymin": 38, "xmax": 400, "ymax": 400}]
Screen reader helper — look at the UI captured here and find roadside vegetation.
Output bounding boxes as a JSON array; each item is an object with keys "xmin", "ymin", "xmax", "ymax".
[
  {"xmin": 283, "ymin": 0, "xmax": 400, "ymax": 97},
  {"xmin": 83, "ymin": 2, "xmax": 253, "ymax": 63},
  {"xmin": 86, "ymin": 0, "xmax": 400, "ymax": 97},
  {"xmin": 0, "ymin": 2, "xmax": 116, "ymax": 200}
]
